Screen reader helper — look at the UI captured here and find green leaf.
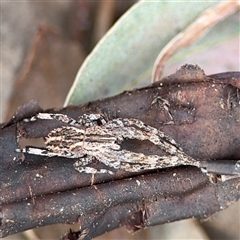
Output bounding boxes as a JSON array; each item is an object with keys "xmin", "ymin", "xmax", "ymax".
[{"xmin": 65, "ymin": 1, "xmax": 227, "ymax": 106}]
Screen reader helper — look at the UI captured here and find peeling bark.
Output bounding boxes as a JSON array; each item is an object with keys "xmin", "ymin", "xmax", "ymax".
[{"xmin": 0, "ymin": 65, "xmax": 239, "ymax": 239}]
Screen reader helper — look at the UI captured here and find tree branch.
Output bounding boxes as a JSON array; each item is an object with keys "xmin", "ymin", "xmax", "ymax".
[{"xmin": 0, "ymin": 65, "xmax": 239, "ymax": 239}]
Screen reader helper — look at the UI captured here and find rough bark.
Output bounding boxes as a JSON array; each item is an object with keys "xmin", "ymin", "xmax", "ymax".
[{"xmin": 0, "ymin": 65, "xmax": 239, "ymax": 239}]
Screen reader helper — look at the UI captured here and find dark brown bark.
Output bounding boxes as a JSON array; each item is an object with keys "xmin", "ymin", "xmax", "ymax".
[{"xmin": 0, "ymin": 65, "xmax": 239, "ymax": 239}]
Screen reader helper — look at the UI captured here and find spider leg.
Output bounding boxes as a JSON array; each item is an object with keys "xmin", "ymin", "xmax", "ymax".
[
  {"xmin": 104, "ymin": 118, "xmax": 199, "ymax": 166},
  {"xmin": 17, "ymin": 146, "xmax": 81, "ymax": 158},
  {"xmin": 106, "ymin": 118, "xmax": 182, "ymax": 153},
  {"xmin": 78, "ymin": 113, "xmax": 107, "ymax": 127},
  {"xmin": 98, "ymin": 148, "xmax": 200, "ymax": 171},
  {"xmin": 118, "ymin": 155, "xmax": 201, "ymax": 172},
  {"xmin": 34, "ymin": 113, "xmax": 79, "ymax": 126},
  {"xmin": 74, "ymin": 156, "xmax": 114, "ymax": 174},
  {"xmin": 35, "ymin": 113, "xmax": 107, "ymax": 128},
  {"xmin": 74, "ymin": 165, "xmax": 114, "ymax": 175},
  {"xmin": 107, "ymin": 118, "xmax": 179, "ymax": 147}
]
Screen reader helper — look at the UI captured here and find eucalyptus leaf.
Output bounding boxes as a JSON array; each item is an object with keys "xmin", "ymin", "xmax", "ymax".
[
  {"xmin": 65, "ymin": 1, "xmax": 225, "ymax": 106},
  {"xmin": 166, "ymin": 12, "xmax": 239, "ymax": 68}
]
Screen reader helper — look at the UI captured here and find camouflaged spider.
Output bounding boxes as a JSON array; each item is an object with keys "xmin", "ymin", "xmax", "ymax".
[{"xmin": 19, "ymin": 113, "xmax": 202, "ymax": 175}]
